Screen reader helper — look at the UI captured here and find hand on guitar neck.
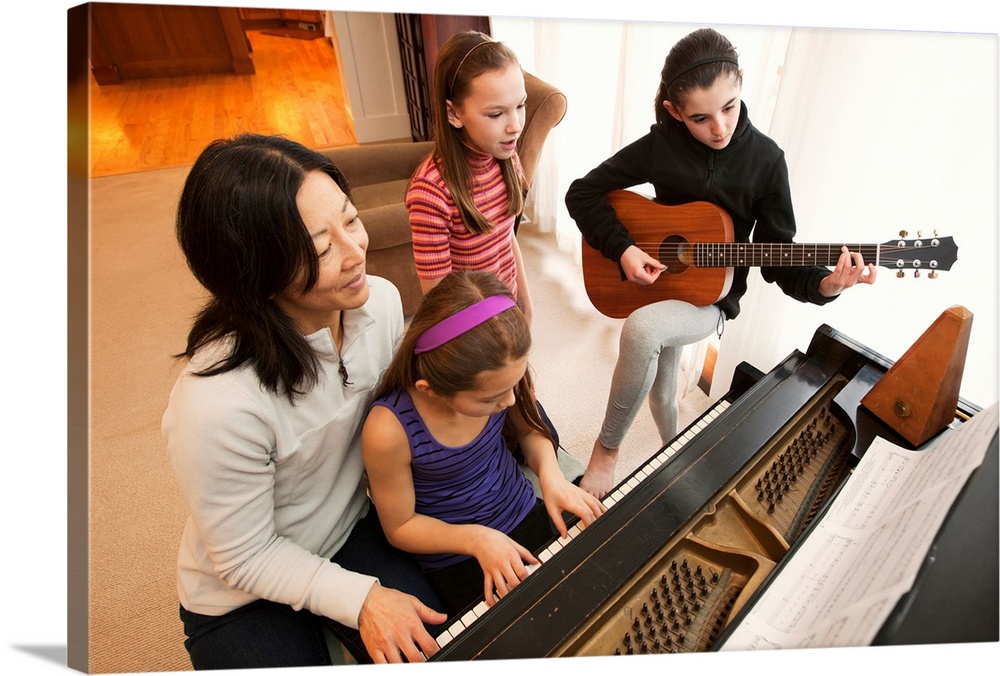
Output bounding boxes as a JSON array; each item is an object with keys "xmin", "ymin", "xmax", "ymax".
[
  {"xmin": 623, "ymin": 241, "xmax": 880, "ymax": 303},
  {"xmin": 818, "ymin": 245, "xmax": 878, "ymax": 297}
]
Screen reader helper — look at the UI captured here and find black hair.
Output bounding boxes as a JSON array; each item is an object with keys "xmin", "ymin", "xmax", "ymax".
[{"xmin": 175, "ymin": 133, "xmax": 352, "ymax": 400}]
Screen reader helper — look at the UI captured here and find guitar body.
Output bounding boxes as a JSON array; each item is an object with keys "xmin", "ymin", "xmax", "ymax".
[{"xmin": 581, "ymin": 191, "xmax": 736, "ymax": 318}]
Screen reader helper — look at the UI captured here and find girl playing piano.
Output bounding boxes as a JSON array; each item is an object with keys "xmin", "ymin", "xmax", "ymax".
[{"xmin": 361, "ymin": 270, "xmax": 605, "ymax": 616}]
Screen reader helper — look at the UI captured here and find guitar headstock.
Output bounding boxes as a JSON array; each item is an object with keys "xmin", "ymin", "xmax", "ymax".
[{"xmin": 879, "ymin": 233, "xmax": 958, "ymax": 278}]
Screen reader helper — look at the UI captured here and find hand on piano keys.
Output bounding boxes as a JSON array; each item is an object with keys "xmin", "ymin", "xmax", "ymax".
[
  {"xmin": 434, "ymin": 399, "xmax": 732, "ymax": 650},
  {"xmin": 470, "ymin": 471, "xmax": 604, "ymax": 609},
  {"xmin": 474, "ymin": 528, "xmax": 540, "ymax": 607}
]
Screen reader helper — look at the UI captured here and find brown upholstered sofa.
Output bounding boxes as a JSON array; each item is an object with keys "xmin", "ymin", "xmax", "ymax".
[{"xmin": 320, "ymin": 71, "xmax": 567, "ymax": 316}]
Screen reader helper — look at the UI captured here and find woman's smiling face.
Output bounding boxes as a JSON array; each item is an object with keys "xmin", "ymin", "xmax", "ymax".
[{"xmin": 272, "ymin": 170, "xmax": 370, "ymax": 335}]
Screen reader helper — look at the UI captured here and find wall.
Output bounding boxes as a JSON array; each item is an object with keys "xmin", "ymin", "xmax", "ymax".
[{"xmin": 330, "ymin": 10, "xmax": 412, "ymax": 143}]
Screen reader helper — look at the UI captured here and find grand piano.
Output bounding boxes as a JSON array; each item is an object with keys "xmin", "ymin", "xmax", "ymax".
[{"xmin": 429, "ymin": 322, "xmax": 998, "ymax": 661}]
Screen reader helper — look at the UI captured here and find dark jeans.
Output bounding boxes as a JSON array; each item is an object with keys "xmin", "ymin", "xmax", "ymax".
[{"xmin": 179, "ymin": 506, "xmax": 444, "ymax": 669}]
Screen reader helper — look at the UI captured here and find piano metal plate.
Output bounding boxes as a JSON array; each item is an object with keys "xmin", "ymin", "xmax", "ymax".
[
  {"xmin": 552, "ymin": 378, "xmax": 852, "ymax": 656},
  {"xmin": 432, "ymin": 348, "xmax": 857, "ymax": 661}
]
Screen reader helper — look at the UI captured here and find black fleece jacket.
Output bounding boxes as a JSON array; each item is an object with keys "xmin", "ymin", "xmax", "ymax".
[{"xmin": 565, "ymin": 102, "xmax": 834, "ymax": 320}]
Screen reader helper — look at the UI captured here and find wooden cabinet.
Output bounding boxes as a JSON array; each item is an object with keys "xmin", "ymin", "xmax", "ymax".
[
  {"xmin": 238, "ymin": 7, "xmax": 323, "ymax": 31},
  {"xmin": 88, "ymin": 3, "xmax": 253, "ymax": 85},
  {"xmin": 239, "ymin": 8, "xmax": 283, "ymax": 22},
  {"xmin": 282, "ymin": 10, "xmax": 323, "ymax": 24}
]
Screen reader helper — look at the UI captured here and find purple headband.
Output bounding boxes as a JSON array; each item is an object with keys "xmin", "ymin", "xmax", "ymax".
[
  {"xmin": 664, "ymin": 56, "xmax": 739, "ymax": 90},
  {"xmin": 413, "ymin": 295, "xmax": 516, "ymax": 354}
]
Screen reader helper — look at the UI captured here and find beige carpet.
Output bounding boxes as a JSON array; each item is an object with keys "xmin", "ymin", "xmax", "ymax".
[
  {"xmin": 84, "ymin": 163, "xmax": 710, "ymax": 674},
  {"xmin": 88, "ymin": 165, "xmax": 203, "ymax": 674}
]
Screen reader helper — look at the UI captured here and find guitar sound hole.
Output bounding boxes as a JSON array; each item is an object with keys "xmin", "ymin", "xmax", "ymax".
[{"xmin": 658, "ymin": 236, "xmax": 690, "ymax": 274}]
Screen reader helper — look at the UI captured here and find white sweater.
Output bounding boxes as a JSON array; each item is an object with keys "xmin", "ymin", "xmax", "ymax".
[{"xmin": 162, "ymin": 277, "xmax": 403, "ymax": 629}]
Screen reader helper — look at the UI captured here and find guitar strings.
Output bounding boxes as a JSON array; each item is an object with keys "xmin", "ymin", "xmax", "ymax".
[
  {"xmin": 630, "ymin": 241, "xmax": 890, "ymax": 249},
  {"xmin": 630, "ymin": 242, "xmax": 918, "ymax": 263}
]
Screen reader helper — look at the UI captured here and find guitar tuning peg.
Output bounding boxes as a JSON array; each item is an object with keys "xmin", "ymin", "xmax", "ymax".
[
  {"xmin": 896, "ymin": 270, "xmax": 905, "ymax": 279},
  {"xmin": 917, "ymin": 230, "xmax": 924, "ymax": 238},
  {"xmin": 933, "ymin": 229, "xmax": 939, "ymax": 237},
  {"xmin": 914, "ymin": 270, "xmax": 921, "ymax": 278},
  {"xmin": 929, "ymin": 271, "xmax": 938, "ymax": 279},
  {"xmin": 899, "ymin": 230, "xmax": 909, "ymax": 237}
]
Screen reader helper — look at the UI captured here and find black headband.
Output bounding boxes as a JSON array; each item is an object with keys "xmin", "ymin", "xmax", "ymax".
[
  {"xmin": 446, "ymin": 33, "xmax": 494, "ymax": 99},
  {"xmin": 664, "ymin": 56, "xmax": 739, "ymax": 91}
]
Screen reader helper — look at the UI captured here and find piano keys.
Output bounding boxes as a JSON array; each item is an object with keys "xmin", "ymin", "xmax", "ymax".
[
  {"xmin": 434, "ymin": 398, "xmax": 732, "ymax": 651},
  {"xmin": 429, "ymin": 323, "xmax": 997, "ymax": 660}
]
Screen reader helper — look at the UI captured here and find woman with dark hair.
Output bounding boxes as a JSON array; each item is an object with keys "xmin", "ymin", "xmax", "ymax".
[{"xmin": 162, "ymin": 133, "xmax": 446, "ymax": 668}]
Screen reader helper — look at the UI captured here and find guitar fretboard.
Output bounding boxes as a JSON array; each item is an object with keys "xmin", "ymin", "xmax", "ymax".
[{"xmin": 693, "ymin": 243, "xmax": 881, "ymax": 268}]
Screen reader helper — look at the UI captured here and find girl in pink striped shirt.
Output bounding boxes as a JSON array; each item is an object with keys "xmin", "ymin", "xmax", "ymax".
[{"xmin": 406, "ymin": 30, "xmax": 535, "ymax": 324}]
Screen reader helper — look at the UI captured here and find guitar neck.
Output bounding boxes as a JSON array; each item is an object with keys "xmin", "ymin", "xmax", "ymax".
[{"xmin": 694, "ymin": 242, "xmax": 880, "ymax": 268}]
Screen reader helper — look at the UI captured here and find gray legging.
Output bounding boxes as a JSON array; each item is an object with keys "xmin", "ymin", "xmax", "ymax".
[{"xmin": 599, "ymin": 300, "xmax": 723, "ymax": 449}]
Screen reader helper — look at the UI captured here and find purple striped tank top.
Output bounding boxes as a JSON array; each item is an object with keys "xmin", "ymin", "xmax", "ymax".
[{"xmin": 371, "ymin": 389, "xmax": 537, "ymax": 570}]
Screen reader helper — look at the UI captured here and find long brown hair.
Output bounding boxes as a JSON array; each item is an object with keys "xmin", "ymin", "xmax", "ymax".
[
  {"xmin": 373, "ymin": 270, "xmax": 552, "ymax": 447},
  {"xmin": 425, "ymin": 30, "xmax": 526, "ymax": 235}
]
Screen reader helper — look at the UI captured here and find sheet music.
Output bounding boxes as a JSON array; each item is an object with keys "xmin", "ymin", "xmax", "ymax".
[{"xmin": 719, "ymin": 401, "xmax": 999, "ymax": 651}]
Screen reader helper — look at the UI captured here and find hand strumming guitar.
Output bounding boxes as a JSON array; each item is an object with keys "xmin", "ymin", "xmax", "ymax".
[{"xmin": 620, "ymin": 245, "xmax": 667, "ymax": 286}]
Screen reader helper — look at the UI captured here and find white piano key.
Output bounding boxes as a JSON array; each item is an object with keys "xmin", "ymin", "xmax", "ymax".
[{"xmin": 460, "ymin": 608, "xmax": 478, "ymax": 628}]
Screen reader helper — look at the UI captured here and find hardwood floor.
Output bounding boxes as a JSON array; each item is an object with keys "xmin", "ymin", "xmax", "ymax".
[{"xmin": 88, "ymin": 30, "xmax": 357, "ymax": 177}]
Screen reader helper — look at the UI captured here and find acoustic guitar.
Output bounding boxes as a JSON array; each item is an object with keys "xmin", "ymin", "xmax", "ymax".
[{"xmin": 581, "ymin": 190, "xmax": 959, "ymax": 318}]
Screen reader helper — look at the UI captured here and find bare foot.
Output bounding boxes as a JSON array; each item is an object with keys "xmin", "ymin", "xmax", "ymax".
[{"xmin": 578, "ymin": 439, "xmax": 618, "ymax": 499}]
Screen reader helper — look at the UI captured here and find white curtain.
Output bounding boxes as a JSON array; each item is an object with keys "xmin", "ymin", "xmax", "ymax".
[
  {"xmin": 493, "ymin": 16, "xmax": 998, "ymax": 408},
  {"xmin": 716, "ymin": 27, "xmax": 998, "ymax": 406}
]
